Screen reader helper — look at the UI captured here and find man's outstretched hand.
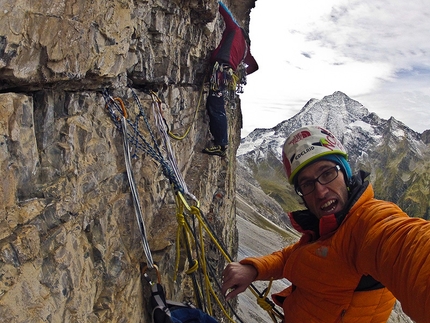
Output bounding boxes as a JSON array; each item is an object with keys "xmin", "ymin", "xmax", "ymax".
[{"xmin": 221, "ymin": 262, "xmax": 258, "ymax": 301}]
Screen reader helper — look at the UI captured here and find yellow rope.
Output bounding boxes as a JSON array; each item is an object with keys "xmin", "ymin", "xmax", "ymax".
[
  {"xmin": 185, "ymin": 259, "xmax": 199, "ymax": 275},
  {"xmin": 196, "ymin": 214, "xmax": 212, "ymax": 315},
  {"xmin": 174, "ymin": 194, "xmax": 205, "ymax": 309},
  {"xmin": 190, "ymin": 205, "xmax": 232, "ymax": 262},
  {"xmin": 174, "ymin": 196, "xmax": 185, "ymax": 281},
  {"xmin": 175, "ymin": 192, "xmax": 283, "ymax": 322},
  {"xmin": 208, "ymin": 286, "xmax": 237, "ymax": 323},
  {"xmin": 150, "ymin": 81, "xmax": 205, "ymax": 141},
  {"xmin": 173, "ymin": 192, "xmax": 235, "ymax": 321},
  {"xmin": 244, "ymin": 278, "xmax": 283, "ymax": 322}
]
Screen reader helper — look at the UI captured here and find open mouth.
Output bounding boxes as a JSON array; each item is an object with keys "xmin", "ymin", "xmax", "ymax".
[{"xmin": 320, "ymin": 199, "xmax": 337, "ymax": 213}]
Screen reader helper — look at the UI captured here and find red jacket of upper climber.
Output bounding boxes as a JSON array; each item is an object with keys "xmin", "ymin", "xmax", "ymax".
[{"xmin": 210, "ymin": 3, "xmax": 258, "ymax": 75}]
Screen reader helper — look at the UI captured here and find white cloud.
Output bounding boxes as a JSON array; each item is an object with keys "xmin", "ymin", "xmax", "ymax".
[
  {"xmin": 241, "ymin": 0, "xmax": 430, "ymax": 135},
  {"xmin": 311, "ymin": 0, "xmax": 430, "ymax": 69}
]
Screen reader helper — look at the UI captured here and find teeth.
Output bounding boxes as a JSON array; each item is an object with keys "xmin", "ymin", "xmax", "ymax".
[{"xmin": 321, "ymin": 200, "xmax": 335, "ymax": 210}]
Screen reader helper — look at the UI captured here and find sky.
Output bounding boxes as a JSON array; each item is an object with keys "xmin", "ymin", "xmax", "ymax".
[{"xmin": 240, "ymin": 0, "xmax": 430, "ymax": 137}]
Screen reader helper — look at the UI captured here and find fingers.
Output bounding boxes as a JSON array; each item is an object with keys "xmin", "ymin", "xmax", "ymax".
[
  {"xmin": 224, "ymin": 283, "xmax": 247, "ymax": 301},
  {"xmin": 221, "ymin": 262, "xmax": 257, "ymax": 301},
  {"xmin": 221, "ymin": 263, "xmax": 238, "ymax": 297},
  {"xmin": 224, "ymin": 287, "xmax": 240, "ymax": 301},
  {"xmin": 221, "ymin": 268, "xmax": 233, "ymax": 297}
]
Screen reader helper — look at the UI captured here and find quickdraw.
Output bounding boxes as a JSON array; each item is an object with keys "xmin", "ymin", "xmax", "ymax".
[{"xmin": 210, "ymin": 61, "xmax": 247, "ymax": 106}]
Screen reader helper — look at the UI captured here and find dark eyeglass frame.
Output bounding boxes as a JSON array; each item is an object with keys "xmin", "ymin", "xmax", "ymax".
[{"xmin": 296, "ymin": 165, "xmax": 341, "ymax": 197}]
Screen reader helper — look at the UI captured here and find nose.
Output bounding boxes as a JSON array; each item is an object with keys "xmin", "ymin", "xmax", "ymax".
[{"xmin": 313, "ymin": 181, "xmax": 329, "ymax": 197}]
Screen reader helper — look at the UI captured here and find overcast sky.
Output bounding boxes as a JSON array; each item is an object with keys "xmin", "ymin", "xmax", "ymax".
[{"xmin": 240, "ymin": 0, "xmax": 430, "ymax": 136}]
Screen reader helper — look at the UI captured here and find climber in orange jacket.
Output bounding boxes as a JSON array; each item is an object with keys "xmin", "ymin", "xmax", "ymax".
[{"xmin": 221, "ymin": 125, "xmax": 430, "ymax": 323}]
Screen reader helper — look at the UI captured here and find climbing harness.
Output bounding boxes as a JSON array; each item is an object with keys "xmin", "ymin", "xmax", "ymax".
[
  {"xmin": 144, "ymin": 264, "xmax": 218, "ymax": 323},
  {"xmin": 103, "ymin": 87, "xmax": 284, "ymax": 323},
  {"xmin": 209, "ymin": 61, "xmax": 246, "ymax": 107},
  {"xmin": 235, "ymin": 62, "xmax": 247, "ymax": 94}
]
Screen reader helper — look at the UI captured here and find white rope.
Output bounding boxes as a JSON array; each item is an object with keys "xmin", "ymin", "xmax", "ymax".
[
  {"xmin": 121, "ymin": 116, "xmax": 155, "ymax": 268},
  {"xmin": 151, "ymin": 98, "xmax": 197, "ymax": 202}
]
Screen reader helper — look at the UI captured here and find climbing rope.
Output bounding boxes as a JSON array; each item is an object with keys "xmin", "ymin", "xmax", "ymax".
[
  {"xmin": 121, "ymin": 115, "xmax": 155, "ymax": 269},
  {"xmin": 103, "ymin": 89, "xmax": 185, "ymax": 195},
  {"xmin": 150, "ymin": 83, "xmax": 205, "ymax": 141},
  {"xmin": 254, "ymin": 280, "xmax": 284, "ymax": 322},
  {"xmin": 174, "ymin": 191, "xmax": 284, "ymax": 322},
  {"xmin": 147, "ymin": 90, "xmax": 197, "ymax": 201},
  {"xmin": 174, "ymin": 192, "xmax": 236, "ymax": 322},
  {"xmin": 103, "ymin": 87, "xmax": 284, "ymax": 323}
]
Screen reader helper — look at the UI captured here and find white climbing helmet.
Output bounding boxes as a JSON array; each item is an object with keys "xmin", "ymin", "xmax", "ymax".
[{"xmin": 282, "ymin": 125, "xmax": 348, "ymax": 184}]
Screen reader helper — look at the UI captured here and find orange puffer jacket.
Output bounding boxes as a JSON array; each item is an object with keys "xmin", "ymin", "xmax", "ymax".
[{"xmin": 241, "ymin": 172, "xmax": 430, "ymax": 323}]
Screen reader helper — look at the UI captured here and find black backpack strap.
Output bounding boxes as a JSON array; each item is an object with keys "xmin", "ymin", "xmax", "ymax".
[{"xmin": 150, "ymin": 283, "xmax": 174, "ymax": 323}]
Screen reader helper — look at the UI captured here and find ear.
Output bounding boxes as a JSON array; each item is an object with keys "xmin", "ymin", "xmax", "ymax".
[{"xmin": 301, "ymin": 196, "xmax": 309, "ymax": 209}]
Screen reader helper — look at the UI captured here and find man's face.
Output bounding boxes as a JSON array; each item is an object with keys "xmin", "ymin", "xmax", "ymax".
[{"xmin": 297, "ymin": 160, "xmax": 349, "ymax": 219}]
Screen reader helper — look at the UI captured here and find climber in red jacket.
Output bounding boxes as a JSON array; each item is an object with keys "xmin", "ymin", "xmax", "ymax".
[
  {"xmin": 202, "ymin": 1, "xmax": 258, "ymax": 157},
  {"xmin": 221, "ymin": 125, "xmax": 430, "ymax": 323}
]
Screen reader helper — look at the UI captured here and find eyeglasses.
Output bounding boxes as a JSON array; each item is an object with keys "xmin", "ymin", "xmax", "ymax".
[{"xmin": 296, "ymin": 165, "xmax": 341, "ymax": 196}]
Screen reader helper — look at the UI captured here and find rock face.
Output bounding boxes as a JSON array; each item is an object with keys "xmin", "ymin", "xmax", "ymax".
[{"xmin": 0, "ymin": 1, "xmax": 255, "ymax": 322}]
